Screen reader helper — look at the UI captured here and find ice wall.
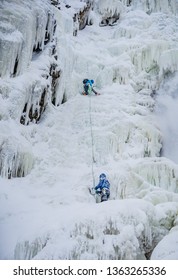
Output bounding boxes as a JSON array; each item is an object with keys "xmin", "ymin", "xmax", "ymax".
[
  {"xmin": 100, "ymin": 0, "xmax": 178, "ymax": 14},
  {"xmin": 0, "ymin": 0, "xmax": 58, "ymax": 178},
  {"xmin": 0, "ymin": 133, "xmax": 33, "ymax": 178},
  {"xmin": 96, "ymin": 0, "xmax": 178, "ymax": 90},
  {"xmin": 0, "ymin": 0, "xmax": 95, "ymax": 178},
  {"xmin": 96, "ymin": 0, "xmax": 177, "ymax": 27},
  {"xmin": 97, "ymin": 0, "xmax": 124, "ymax": 26},
  {"xmin": 1, "ymin": 0, "xmax": 178, "ymax": 260},
  {"xmin": 132, "ymin": 159, "xmax": 178, "ymax": 192},
  {"xmin": 129, "ymin": 0, "xmax": 177, "ymax": 15},
  {"xmin": 111, "ymin": 9, "xmax": 178, "ymax": 92},
  {"xmin": 51, "ymin": 0, "xmax": 94, "ymax": 35},
  {"xmin": 0, "ymin": 0, "xmax": 55, "ymax": 78},
  {"xmin": 155, "ymin": 72, "xmax": 178, "ymax": 164},
  {"xmin": 0, "ymin": 0, "xmax": 59, "ymax": 124}
]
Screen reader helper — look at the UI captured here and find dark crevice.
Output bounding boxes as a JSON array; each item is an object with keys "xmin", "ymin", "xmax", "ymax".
[
  {"xmin": 61, "ymin": 92, "xmax": 67, "ymax": 104},
  {"xmin": 20, "ymin": 103, "xmax": 27, "ymax": 125},
  {"xmin": 44, "ymin": 31, "xmax": 50, "ymax": 45},
  {"xmin": 33, "ymin": 42, "xmax": 42, "ymax": 53},
  {"xmin": 50, "ymin": 63, "xmax": 61, "ymax": 105},
  {"xmin": 100, "ymin": 13, "xmax": 120, "ymax": 27},
  {"xmin": 53, "ymin": 19, "xmax": 57, "ymax": 35},
  {"xmin": 127, "ymin": 0, "xmax": 132, "ymax": 6},
  {"xmin": 44, "ymin": 13, "xmax": 51, "ymax": 45},
  {"xmin": 13, "ymin": 56, "xmax": 19, "ymax": 76},
  {"xmin": 20, "ymin": 89, "xmax": 47, "ymax": 125}
]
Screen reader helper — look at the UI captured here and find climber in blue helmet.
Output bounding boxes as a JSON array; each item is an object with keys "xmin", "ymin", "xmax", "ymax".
[
  {"xmin": 94, "ymin": 173, "xmax": 110, "ymax": 199},
  {"xmin": 82, "ymin": 79, "xmax": 100, "ymax": 96}
]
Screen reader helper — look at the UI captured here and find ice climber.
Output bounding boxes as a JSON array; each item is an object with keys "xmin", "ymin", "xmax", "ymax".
[
  {"xmin": 94, "ymin": 173, "xmax": 110, "ymax": 201},
  {"xmin": 82, "ymin": 79, "xmax": 100, "ymax": 95}
]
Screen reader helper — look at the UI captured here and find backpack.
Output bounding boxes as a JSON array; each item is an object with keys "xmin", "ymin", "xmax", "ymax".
[
  {"xmin": 102, "ymin": 180, "xmax": 110, "ymax": 189},
  {"xmin": 83, "ymin": 79, "xmax": 88, "ymax": 84}
]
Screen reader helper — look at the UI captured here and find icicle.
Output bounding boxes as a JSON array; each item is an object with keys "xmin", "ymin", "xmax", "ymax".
[
  {"xmin": 0, "ymin": 0, "xmax": 55, "ymax": 78},
  {"xmin": 14, "ymin": 235, "xmax": 49, "ymax": 260},
  {"xmin": 0, "ymin": 137, "xmax": 34, "ymax": 179},
  {"xmin": 97, "ymin": 0, "xmax": 124, "ymax": 26},
  {"xmin": 130, "ymin": 0, "xmax": 177, "ymax": 15}
]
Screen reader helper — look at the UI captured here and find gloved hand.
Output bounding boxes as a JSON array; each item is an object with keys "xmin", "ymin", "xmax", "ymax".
[
  {"xmin": 91, "ymin": 188, "xmax": 96, "ymax": 195},
  {"xmin": 95, "ymin": 188, "xmax": 101, "ymax": 194}
]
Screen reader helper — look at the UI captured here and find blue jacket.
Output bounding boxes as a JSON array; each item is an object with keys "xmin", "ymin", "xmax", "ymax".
[{"xmin": 95, "ymin": 179, "xmax": 110, "ymax": 191}]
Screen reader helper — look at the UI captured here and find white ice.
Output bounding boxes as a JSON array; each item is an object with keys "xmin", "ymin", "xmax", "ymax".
[{"xmin": 0, "ymin": 0, "xmax": 178, "ymax": 260}]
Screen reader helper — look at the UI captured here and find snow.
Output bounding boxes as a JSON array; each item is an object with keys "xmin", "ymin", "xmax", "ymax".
[
  {"xmin": 0, "ymin": 0, "xmax": 178, "ymax": 260},
  {"xmin": 151, "ymin": 226, "xmax": 178, "ymax": 260}
]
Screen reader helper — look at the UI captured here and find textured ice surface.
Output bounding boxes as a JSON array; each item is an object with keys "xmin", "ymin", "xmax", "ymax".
[{"xmin": 0, "ymin": 0, "xmax": 178, "ymax": 260}]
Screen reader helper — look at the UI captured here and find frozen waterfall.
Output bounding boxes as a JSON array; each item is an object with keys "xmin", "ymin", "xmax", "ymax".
[{"xmin": 0, "ymin": 0, "xmax": 178, "ymax": 261}]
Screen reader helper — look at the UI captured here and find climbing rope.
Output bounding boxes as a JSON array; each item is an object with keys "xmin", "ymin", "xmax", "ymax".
[
  {"xmin": 86, "ymin": 63, "xmax": 96, "ymax": 188},
  {"xmin": 89, "ymin": 94, "xmax": 96, "ymax": 188}
]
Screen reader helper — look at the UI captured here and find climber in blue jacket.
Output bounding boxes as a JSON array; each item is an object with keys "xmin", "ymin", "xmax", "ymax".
[
  {"xmin": 94, "ymin": 173, "xmax": 110, "ymax": 199},
  {"xmin": 82, "ymin": 79, "xmax": 100, "ymax": 95}
]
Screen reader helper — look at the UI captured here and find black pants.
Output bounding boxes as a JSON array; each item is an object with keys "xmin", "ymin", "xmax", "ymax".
[{"xmin": 84, "ymin": 84, "xmax": 89, "ymax": 94}]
